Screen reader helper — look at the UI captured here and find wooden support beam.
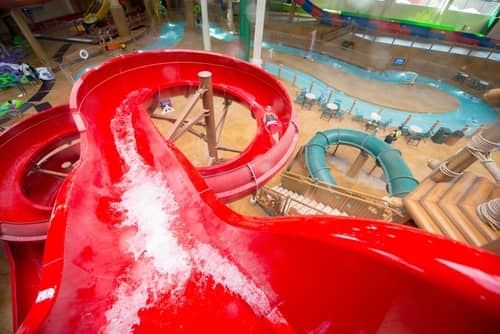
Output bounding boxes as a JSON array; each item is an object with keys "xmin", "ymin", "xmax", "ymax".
[
  {"xmin": 170, "ymin": 109, "xmax": 207, "ymax": 142},
  {"xmin": 215, "ymin": 103, "xmax": 230, "ymax": 142},
  {"xmin": 151, "ymin": 113, "xmax": 205, "ymax": 126},
  {"xmin": 216, "ymin": 144, "xmax": 242, "ymax": 154},
  {"xmin": 164, "ymin": 88, "xmax": 206, "ymax": 140},
  {"xmin": 34, "ymin": 168, "xmax": 68, "ymax": 179}
]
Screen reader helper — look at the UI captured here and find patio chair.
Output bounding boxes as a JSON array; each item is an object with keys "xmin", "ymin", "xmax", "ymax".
[
  {"xmin": 352, "ymin": 111, "xmax": 364, "ymax": 122},
  {"xmin": 320, "ymin": 108, "xmax": 335, "ymax": 121},
  {"xmin": 379, "ymin": 118, "xmax": 392, "ymax": 130},
  {"xmin": 406, "ymin": 133, "xmax": 423, "ymax": 146},
  {"xmin": 335, "ymin": 108, "xmax": 346, "ymax": 121}
]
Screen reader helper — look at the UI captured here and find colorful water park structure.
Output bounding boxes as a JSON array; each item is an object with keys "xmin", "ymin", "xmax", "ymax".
[
  {"xmin": 0, "ymin": 1, "xmax": 500, "ymax": 333},
  {"xmin": 1, "ymin": 47, "xmax": 499, "ymax": 333}
]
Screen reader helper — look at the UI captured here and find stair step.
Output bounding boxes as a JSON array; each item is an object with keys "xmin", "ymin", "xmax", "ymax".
[
  {"xmin": 459, "ymin": 176, "xmax": 499, "ymax": 242},
  {"xmin": 461, "ymin": 175, "xmax": 493, "ymax": 205},
  {"xmin": 302, "ymin": 197, "xmax": 313, "ymax": 206},
  {"xmin": 440, "ymin": 173, "xmax": 490, "ymax": 246},
  {"xmin": 316, "ymin": 203, "xmax": 326, "ymax": 211},
  {"xmin": 420, "ymin": 181, "xmax": 467, "ymax": 244},
  {"xmin": 403, "ymin": 178, "xmax": 445, "ymax": 236}
]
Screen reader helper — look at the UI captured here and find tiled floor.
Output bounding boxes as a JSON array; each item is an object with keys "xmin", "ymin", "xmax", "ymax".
[{"xmin": 0, "ymin": 22, "xmax": 498, "ymax": 333}]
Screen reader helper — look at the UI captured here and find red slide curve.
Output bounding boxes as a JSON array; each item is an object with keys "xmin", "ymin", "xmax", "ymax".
[
  {"xmin": 14, "ymin": 50, "xmax": 500, "ymax": 333},
  {"xmin": 1, "ymin": 50, "xmax": 297, "ymax": 330},
  {"xmin": 0, "ymin": 104, "xmax": 78, "ymax": 241},
  {"xmin": 0, "ymin": 50, "xmax": 298, "ymax": 239}
]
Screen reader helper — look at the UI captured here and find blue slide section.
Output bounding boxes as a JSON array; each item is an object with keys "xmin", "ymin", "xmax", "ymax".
[{"xmin": 305, "ymin": 129, "xmax": 419, "ymax": 197}]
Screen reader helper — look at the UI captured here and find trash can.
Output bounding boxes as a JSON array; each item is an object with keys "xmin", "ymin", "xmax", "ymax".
[
  {"xmin": 446, "ymin": 130, "xmax": 464, "ymax": 146},
  {"xmin": 431, "ymin": 127, "xmax": 452, "ymax": 144}
]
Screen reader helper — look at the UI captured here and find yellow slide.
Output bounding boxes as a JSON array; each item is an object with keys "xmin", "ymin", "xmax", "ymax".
[{"xmin": 83, "ymin": 0, "xmax": 110, "ymax": 25}]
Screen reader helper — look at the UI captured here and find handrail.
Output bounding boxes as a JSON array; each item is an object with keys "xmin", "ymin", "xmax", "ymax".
[
  {"xmin": 256, "ymin": 171, "xmax": 409, "ymax": 223},
  {"xmin": 353, "ymin": 26, "xmax": 500, "ymax": 58},
  {"xmin": 263, "ymin": 29, "xmax": 497, "ymax": 99}
]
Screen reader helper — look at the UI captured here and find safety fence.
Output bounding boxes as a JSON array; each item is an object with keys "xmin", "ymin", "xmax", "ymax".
[{"xmin": 256, "ymin": 171, "xmax": 409, "ymax": 223}]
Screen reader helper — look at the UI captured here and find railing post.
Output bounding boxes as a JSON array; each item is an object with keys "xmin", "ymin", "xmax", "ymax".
[
  {"xmin": 308, "ymin": 80, "xmax": 314, "ymax": 93},
  {"xmin": 348, "ymin": 100, "xmax": 357, "ymax": 114}
]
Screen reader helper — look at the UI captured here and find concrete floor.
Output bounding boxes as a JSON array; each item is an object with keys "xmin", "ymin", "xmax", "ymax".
[{"xmin": 0, "ymin": 22, "xmax": 498, "ymax": 333}]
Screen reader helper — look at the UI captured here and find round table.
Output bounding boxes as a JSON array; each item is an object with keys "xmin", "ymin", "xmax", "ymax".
[
  {"xmin": 326, "ymin": 103, "xmax": 339, "ymax": 112},
  {"xmin": 409, "ymin": 125, "xmax": 423, "ymax": 134},
  {"xmin": 370, "ymin": 112, "xmax": 381, "ymax": 122},
  {"xmin": 305, "ymin": 93, "xmax": 316, "ymax": 101}
]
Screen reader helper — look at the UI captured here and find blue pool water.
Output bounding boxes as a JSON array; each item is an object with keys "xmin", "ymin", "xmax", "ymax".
[
  {"xmin": 141, "ymin": 22, "xmax": 185, "ymax": 50},
  {"xmin": 74, "ymin": 22, "xmax": 498, "ymax": 134}
]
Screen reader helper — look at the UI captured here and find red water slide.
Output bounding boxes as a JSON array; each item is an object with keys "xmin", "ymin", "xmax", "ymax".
[
  {"xmin": 13, "ymin": 50, "xmax": 500, "ymax": 333},
  {"xmin": 1, "ymin": 50, "xmax": 298, "ymax": 330},
  {"xmin": 0, "ymin": 50, "xmax": 297, "ymax": 238}
]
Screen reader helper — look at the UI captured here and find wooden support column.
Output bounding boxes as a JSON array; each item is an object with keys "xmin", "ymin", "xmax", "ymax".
[
  {"xmin": 144, "ymin": 0, "xmax": 156, "ymax": 27},
  {"xmin": 288, "ymin": 0, "xmax": 297, "ymax": 23},
  {"xmin": 109, "ymin": 0, "xmax": 130, "ymax": 40},
  {"xmin": 184, "ymin": 0, "xmax": 196, "ymax": 30},
  {"xmin": 10, "ymin": 8, "xmax": 50, "ymax": 66},
  {"xmin": 199, "ymin": 71, "xmax": 218, "ymax": 164},
  {"xmin": 430, "ymin": 122, "xmax": 500, "ymax": 182},
  {"xmin": 347, "ymin": 151, "xmax": 369, "ymax": 178}
]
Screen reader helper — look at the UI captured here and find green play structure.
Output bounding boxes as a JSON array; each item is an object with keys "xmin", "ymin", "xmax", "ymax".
[
  {"xmin": 0, "ymin": 99, "xmax": 23, "ymax": 118},
  {"xmin": 305, "ymin": 128, "xmax": 419, "ymax": 198}
]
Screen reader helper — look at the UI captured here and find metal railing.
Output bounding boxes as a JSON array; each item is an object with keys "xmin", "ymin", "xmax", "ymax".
[{"xmin": 264, "ymin": 29, "xmax": 498, "ymax": 89}]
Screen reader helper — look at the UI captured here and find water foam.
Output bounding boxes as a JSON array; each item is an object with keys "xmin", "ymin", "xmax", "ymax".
[
  {"xmin": 102, "ymin": 89, "xmax": 277, "ymax": 333},
  {"xmin": 103, "ymin": 90, "xmax": 192, "ymax": 333}
]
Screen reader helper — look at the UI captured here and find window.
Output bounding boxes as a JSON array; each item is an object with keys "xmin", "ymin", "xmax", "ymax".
[
  {"xmin": 450, "ymin": 0, "xmax": 500, "ymax": 15},
  {"xmin": 396, "ymin": 0, "xmax": 449, "ymax": 7}
]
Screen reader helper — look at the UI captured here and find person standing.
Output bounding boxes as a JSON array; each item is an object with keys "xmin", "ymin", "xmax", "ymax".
[
  {"xmin": 384, "ymin": 133, "xmax": 396, "ymax": 145},
  {"xmin": 394, "ymin": 127, "xmax": 402, "ymax": 139}
]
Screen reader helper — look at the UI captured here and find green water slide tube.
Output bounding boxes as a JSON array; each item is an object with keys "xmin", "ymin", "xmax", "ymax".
[{"xmin": 305, "ymin": 128, "xmax": 419, "ymax": 197}]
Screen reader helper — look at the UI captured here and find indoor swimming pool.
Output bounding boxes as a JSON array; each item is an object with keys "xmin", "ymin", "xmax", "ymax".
[{"xmin": 74, "ymin": 22, "xmax": 498, "ymax": 134}]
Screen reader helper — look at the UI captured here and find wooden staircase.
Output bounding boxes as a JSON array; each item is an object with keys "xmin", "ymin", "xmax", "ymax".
[
  {"xmin": 403, "ymin": 172, "xmax": 499, "ymax": 247},
  {"xmin": 255, "ymin": 172, "xmax": 408, "ymax": 222},
  {"xmin": 270, "ymin": 185, "xmax": 348, "ymax": 216}
]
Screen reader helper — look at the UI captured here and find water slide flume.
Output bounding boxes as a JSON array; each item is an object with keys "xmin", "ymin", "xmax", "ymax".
[
  {"xmin": 16, "ymin": 50, "xmax": 500, "ymax": 333},
  {"xmin": 0, "ymin": 50, "xmax": 298, "ymax": 240},
  {"xmin": 305, "ymin": 129, "xmax": 419, "ymax": 197},
  {"xmin": 1, "ymin": 50, "xmax": 299, "ymax": 330}
]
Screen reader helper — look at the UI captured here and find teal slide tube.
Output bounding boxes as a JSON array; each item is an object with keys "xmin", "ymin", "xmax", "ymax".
[{"xmin": 305, "ymin": 129, "xmax": 419, "ymax": 197}]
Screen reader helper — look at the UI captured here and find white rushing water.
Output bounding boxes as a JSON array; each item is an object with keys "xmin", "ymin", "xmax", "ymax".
[{"xmin": 101, "ymin": 89, "xmax": 276, "ymax": 333}]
